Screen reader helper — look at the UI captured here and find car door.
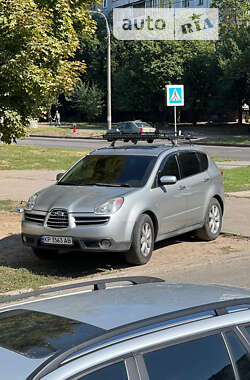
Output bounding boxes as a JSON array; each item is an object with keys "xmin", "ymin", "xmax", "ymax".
[
  {"xmin": 151, "ymin": 153, "xmax": 187, "ymax": 236},
  {"xmin": 177, "ymin": 151, "xmax": 208, "ymax": 227},
  {"xmin": 141, "ymin": 332, "xmax": 239, "ymax": 380},
  {"xmin": 42, "ymin": 356, "xmax": 139, "ymax": 380}
]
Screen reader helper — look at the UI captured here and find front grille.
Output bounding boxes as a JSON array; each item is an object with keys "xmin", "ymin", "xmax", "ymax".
[
  {"xmin": 24, "ymin": 212, "xmax": 45, "ymax": 225},
  {"xmin": 74, "ymin": 216, "xmax": 110, "ymax": 226},
  {"xmin": 47, "ymin": 209, "xmax": 69, "ymax": 229}
]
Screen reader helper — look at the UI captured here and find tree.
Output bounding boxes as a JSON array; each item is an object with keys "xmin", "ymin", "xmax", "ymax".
[
  {"xmin": 211, "ymin": 0, "xmax": 250, "ymax": 124},
  {"xmin": 183, "ymin": 42, "xmax": 221, "ymax": 125},
  {"xmin": 69, "ymin": 80, "xmax": 104, "ymax": 121},
  {"xmin": 111, "ymin": 40, "xmax": 197, "ymax": 120},
  {"xmin": 0, "ymin": 0, "xmax": 97, "ymax": 143}
]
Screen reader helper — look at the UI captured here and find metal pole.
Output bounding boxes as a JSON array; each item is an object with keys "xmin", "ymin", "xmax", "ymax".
[
  {"xmin": 91, "ymin": 11, "xmax": 112, "ymax": 130},
  {"xmin": 174, "ymin": 106, "xmax": 177, "ymax": 138}
]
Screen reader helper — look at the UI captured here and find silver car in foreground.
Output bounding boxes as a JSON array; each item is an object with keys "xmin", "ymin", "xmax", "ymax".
[
  {"xmin": 22, "ymin": 142, "xmax": 224, "ymax": 264},
  {"xmin": 0, "ymin": 276, "xmax": 250, "ymax": 380}
]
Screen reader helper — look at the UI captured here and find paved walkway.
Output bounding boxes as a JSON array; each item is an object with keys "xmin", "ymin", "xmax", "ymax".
[{"xmin": 0, "ymin": 169, "xmax": 249, "ymax": 238}]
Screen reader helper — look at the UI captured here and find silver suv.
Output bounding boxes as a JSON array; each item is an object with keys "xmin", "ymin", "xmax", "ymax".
[
  {"xmin": 0, "ymin": 276, "xmax": 250, "ymax": 380},
  {"xmin": 22, "ymin": 142, "xmax": 224, "ymax": 265}
]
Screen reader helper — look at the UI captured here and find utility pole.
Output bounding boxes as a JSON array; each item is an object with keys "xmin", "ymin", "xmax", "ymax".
[{"xmin": 91, "ymin": 11, "xmax": 112, "ymax": 130}]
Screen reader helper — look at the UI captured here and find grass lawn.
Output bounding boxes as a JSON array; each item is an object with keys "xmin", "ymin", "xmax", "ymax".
[
  {"xmin": 0, "ymin": 144, "xmax": 88, "ymax": 170},
  {"xmin": 223, "ymin": 166, "xmax": 250, "ymax": 192},
  {"xmin": 29, "ymin": 122, "xmax": 107, "ymax": 138},
  {"xmin": 0, "ymin": 200, "xmax": 22, "ymax": 212},
  {"xmin": 0, "ymin": 257, "xmax": 123, "ymax": 294},
  {"xmin": 201, "ymin": 136, "xmax": 250, "ymax": 145}
]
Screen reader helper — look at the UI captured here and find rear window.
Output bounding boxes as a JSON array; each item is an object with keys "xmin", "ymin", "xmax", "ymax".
[{"xmin": 0, "ymin": 309, "xmax": 105, "ymax": 359}]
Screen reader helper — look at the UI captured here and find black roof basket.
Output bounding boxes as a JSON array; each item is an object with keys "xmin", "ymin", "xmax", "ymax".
[{"xmin": 103, "ymin": 131, "xmax": 197, "ymax": 147}]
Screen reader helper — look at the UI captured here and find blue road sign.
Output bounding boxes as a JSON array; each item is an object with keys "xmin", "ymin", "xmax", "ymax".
[{"xmin": 166, "ymin": 85, "xmax": 184, "ymax": 106}]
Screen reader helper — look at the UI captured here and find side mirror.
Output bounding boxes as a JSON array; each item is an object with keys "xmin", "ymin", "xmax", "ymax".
[
  {"xmin": 160, "ymin": 175, "xmax": 177, "ymax": 185},
  {"xmin": 56, "ymin": 172, "xmax": 64, "ymax": 181}
]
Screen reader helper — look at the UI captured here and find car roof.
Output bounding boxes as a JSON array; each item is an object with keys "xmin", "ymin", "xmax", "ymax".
[
  {"xmin": 4, "ymin": 282, "xmax": 250, "ymax": 329},
  {"xmin": 91, "ymin": 144, "xmax": 203, "ymax": 157},
  {"xmin": 0, "ymin": 279, "xmax": 250, "ymax": 379}
]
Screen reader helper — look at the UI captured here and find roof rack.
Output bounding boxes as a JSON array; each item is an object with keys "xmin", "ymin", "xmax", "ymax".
[
  {"xmin": 28, "ymin": 296, "xmax": 250, "ymax": 380},
  {"xmin": 0, "ymin": 276, "xmax": 164, "ymax": 305},
  {"xmin": 103, "ymin": 132, "xmax": 197, "ymax": 147}
]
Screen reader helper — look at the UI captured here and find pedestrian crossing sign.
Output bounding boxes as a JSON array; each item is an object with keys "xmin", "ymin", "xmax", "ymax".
[{"xmin": 166, "ymin": 85, "xmax": 184, "ymax": 106}]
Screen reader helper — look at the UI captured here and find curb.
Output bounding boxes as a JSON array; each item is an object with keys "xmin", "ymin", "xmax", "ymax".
[
  {"xmin": 30, "ymin": 134, "xmax": 102, "ymax": 140},
  {"xmin": 29, "ymin": 135, "xmax": 250, "ymax": 147},
  {"xmin": 194, "ymin": 142, "xmax": 250, "ymax": 148}
]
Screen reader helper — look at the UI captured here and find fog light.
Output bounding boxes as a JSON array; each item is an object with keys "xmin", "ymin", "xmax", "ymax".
[{"xmin": 100, "ymin": 239, "xmax": 112, "ymax": 249}]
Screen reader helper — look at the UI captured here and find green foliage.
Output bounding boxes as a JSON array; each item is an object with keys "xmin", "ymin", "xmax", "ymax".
[
  {"xmin": 0, "ymin": 0, "xmax": 97, "ymax": 143},
  {"xmin": 211, "ymin": 0, "xmax": 250, "ymax": 123},
  {"xmin": 69, "ymin": 80, "xmax": 104, "ymax": 121},
  {"xmin": 111, "ymin": 40, "xmax": 199, "ymax": 116}
]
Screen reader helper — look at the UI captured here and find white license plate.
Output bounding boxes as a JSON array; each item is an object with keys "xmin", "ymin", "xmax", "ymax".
[{"xmin": 41, "ymin": 236, "xmax": 73, "ymax": 245}]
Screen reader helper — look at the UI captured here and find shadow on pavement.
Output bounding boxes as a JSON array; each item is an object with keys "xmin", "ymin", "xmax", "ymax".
[{"xmin": 0, "ymin": 232, "xmax": 198, "ymax": 280}]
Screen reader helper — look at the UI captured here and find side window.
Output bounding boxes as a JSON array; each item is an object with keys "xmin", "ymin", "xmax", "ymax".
[
  {"xmin": 143, "ymin": 333, "xmax": 235, "ymax": 380},
  {"xmin": 118, "ymin": 124, "xmax": 125, "ymax": 131},
  {"xmin": 160, "ymin": 155, "xmax": 180, "ymax": 180},
  {"xmin": 245, "ymin": 325, "xmax": 250, "ymax": 339},
  {"xmin": 77, "ymin": 361, "xmax": 128, "ymax": 380},
  {"xmin": 225, "ymin": 330, "xmax": 250, "ymax": 379},
  {"xmin": 178, "ymin": 152, "xmax": 201, "ymax": 179},
  {"xmin": 197, "ymin": 152, "xmax": 209, "ymax": 172}
]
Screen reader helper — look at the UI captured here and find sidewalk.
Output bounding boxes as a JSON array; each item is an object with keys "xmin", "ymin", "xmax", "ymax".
[{"xmin": 0, "ymin": 170, "xmax": 249, "ymax": 238}]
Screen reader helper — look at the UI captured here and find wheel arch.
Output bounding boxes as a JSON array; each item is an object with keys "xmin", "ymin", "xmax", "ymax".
[
  {"xmin": 143, "ymin": 210, "xmax": 159, "ymax": 241},
  {"xmin": 213, "ymin": 194, "xmax": 224, "ymax": 215}
]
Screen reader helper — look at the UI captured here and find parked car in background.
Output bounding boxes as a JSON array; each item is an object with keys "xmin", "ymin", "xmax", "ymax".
[
  {"xmin": 22, "ymin": 141, "xmax": 224, "ymax": 265},
  {"xmin": 0, "ymin": 276, "xmax": 250, "ymax": 380},
  {"xmin": 106, "ymin": 120, "xmax": 156, "ymax": 143}
]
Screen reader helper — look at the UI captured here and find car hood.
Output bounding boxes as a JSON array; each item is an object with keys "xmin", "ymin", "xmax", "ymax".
[{"xmin": 33, "ymin": 185, "xmax": 135, "ymax": 212}]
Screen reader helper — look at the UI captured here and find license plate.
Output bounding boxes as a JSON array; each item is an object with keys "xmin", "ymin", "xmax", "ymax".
[{"xmin": 41, "ymin": 236, "xmax": 73, "ymax": 246}]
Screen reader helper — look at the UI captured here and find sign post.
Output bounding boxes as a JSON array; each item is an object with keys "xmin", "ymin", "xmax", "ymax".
[{"xmin": 166, "ymin": 85, "xmax": 184, "ymax": 138}]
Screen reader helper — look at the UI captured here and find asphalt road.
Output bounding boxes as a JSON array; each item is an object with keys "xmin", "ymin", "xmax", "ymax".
[{"xmin": 18, "ymin": 136, "xmax": 250, "ymax": 161}]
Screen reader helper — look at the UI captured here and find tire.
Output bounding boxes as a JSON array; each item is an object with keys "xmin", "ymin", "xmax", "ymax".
[
  {"xmin": 125, "ymin": 214, "xmax": 154, "ymax": 265},
  {"xmin": 196, "ymin": 198, "xmax": 222, "ymax": 241},
  {"xmin": 32, "ymin": 248, "xmax": 59, "ymax": 260},
  {"xmin": 124, "ymin": 139, "xmax": 129, "ymax": 143},
  {"xmin": 147, "ymin": 139, "xmax": 154, "ymax": 143}
]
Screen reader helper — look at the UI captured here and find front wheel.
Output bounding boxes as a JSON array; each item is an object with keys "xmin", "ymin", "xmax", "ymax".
[
  {"xmin": 196, "ymin": 198, "xmax": 222, "ymax": 241},
  {"xmin": 32, "ymin": 248, "xmax": 59, "ymax": 260},
  {"xmin": 125, "ymin": 214, "xmax": 154, "ymax": 265}
]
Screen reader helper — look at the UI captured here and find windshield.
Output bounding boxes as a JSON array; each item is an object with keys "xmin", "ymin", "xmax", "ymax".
[{"xmin": 59, "ymin": 154, "xmax": 156, "ymax": 188}]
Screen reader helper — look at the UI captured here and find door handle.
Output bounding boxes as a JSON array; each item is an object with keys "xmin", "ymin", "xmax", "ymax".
[
  {"xmin": 203, "ymin": 177, "xmax": 210, "ymax": 183},
  {"xmin": 178, "ymin": 185, "xmax": 186, "ymax": 191}
]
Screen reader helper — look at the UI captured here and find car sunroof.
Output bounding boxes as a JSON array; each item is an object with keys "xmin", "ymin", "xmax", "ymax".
[{"xmin": 0, "ymin": 309, "xmax": 105, "ymax": 359}]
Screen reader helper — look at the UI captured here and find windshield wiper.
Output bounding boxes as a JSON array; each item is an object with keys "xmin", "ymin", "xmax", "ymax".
[{"xmin": 94, "ymin": 183, "xmax": 131, "ymax": 187}]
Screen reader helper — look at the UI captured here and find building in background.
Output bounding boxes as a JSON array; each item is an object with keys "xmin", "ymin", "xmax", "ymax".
[{"xmin": 100, "ymin": 0, "xmax": 212, "ymax": 14}]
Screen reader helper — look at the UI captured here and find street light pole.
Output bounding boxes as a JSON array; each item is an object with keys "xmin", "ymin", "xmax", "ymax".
[{"xmin": 91, "ymin": 11, "xmax": 112, "ymax": 130}]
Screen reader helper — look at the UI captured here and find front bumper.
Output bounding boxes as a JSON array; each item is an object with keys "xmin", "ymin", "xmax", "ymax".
[
  {"xmin": 21, "ymin": 210, "xmax": 132, "ymax": 253},
  {"xmin": 21, "ymin": 234, "xmax": 130, "ymax": 252}
]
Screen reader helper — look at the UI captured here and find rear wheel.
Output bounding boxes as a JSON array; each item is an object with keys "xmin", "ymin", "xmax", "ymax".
[
  {"xmin": 32, "ymin": 248, "xmax": 59, "ymax": 260},
  {"xmin": 147, "ymin": 139, "xmax": 154, "ymax": 143},
  {"xmin": 125, "ymin": 214, "xmax": 154, "ymax": 265},
  {"xmin": 196, "ymin": 198, "xmax": 222, "ymax": 241}
]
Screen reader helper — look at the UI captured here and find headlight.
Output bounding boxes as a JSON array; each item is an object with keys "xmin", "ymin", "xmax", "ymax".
[
  {"xmin": 95, "ymin": 197, "xmax": 124, "ymax": 215},
  {"xmin": 25, "ymin": 193, "xmax": 38, "ymax": 211}
]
